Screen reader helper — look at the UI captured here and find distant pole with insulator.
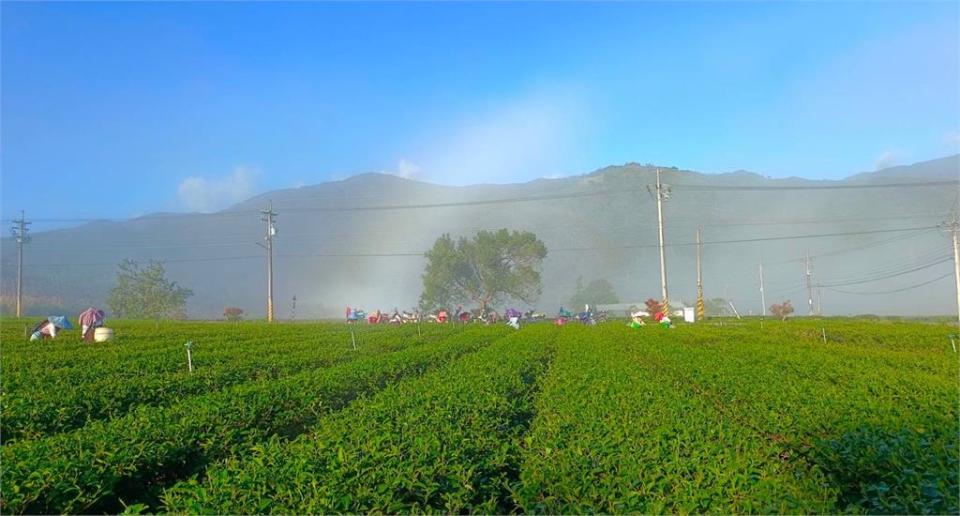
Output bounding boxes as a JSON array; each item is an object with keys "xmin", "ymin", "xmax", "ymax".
[
  {"xmin": 696, "ymin": 226, "xmax": 704, "ymax": 321},
  {"xmin": 258, "ymin": 201, "xmax": 278, "ymax": 323},
  {"xmin": 648, "ymin": 168, "xmax": 670, "ymax": 310},
  {"xmin": 11, "ymin": 210, "xmax": 30, "ymax": 318},
  {"xmin": 759, "ymin": 259, "xmax": 766, "ymax": 317},
  {"xmin": 942, "ymin": 209, "xmax": 960, "ymax": 332}
]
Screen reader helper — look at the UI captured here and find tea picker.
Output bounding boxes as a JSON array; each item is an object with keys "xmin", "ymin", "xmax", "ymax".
[
  {"xmin": 28, "ymin": 315, "xmax": 72, "ymax": 341},
  {"xmin": 653, "ymin": 310, "xmax": 674, "ymax": 329},
  {"xmin": 78, "ymin": 307, "xmax": 106, "ymax": 342},
  {"xmin": 505, "ymin": 308, "xmax": 522, "ymax": 330}
]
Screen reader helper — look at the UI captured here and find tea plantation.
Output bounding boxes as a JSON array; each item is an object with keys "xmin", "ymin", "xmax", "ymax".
[{"xmin": 1, "ymin": 318, "xmax": 956, "ymax": 514}]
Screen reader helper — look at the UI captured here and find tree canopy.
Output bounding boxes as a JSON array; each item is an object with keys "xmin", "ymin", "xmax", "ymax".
[
  {"xmin": 568, "ymin": 277, "xmax": 619, "ymax": 309},
  {"xmin": 419, "ymin": 229, "xmax": 547, "ymax": 311},
  {"xmin": 107, "ymin": 259, "xmax": 193, "ymax": 319}
]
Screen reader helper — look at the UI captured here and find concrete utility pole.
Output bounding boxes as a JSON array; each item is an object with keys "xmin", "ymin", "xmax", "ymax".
[
  {"xmin": 696, "ymin": 226, "xmax": 704, "ymax": 321},
  {"xmin": 953, "ymin": 224, "xmax": 960, "ymax": 332},
  {"xmin": 817, "ymin": 282, "xmax": 823, "ymax": 316},
  {"xmin": 804, "ymin": 252, "xmax": 814, "ymax": 316},
  {"xmin": 759, "ymin": 260, "xmax": 766, "ymax": 317},
  {"xmin": 648, "ymin": 168, "xmax": 670, "ymax": 308},
  {"xmin": 10, "ymin": 211, "xmax": 30, "ymax": 318},
  {"xmin": 258, "ymin": 202, "xmax": 277, "ymax": 322},
  {"xmin": 942, "ymin": 211, "xmax": 960, "ymax": 331}
]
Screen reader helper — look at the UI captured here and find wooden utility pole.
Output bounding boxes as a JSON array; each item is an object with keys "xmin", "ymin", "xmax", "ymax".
[
  {"xmin": 696, "ymin": 226, "xmax": 704, "ymax": 321},
  {"xmin": 258, "ymin": 202, "xmax": 277, "ymax": 322},
  {"xmin": 11, "ymin": 211, "xmax": 30, "ymax": 318}
]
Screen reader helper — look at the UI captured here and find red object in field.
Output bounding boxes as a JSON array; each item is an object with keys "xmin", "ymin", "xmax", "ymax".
[
  {"xmin": 437, "ymin": 310, "xmax": 448, "ymax": 323},
  {"xmin": 459, "ymin": 312, "xmax": 470, "ymax": 323},
  {"xmin": 554, "ymin": 317, "xmax": 567, "ymax": 326},
  {"xmin": 368, "ymin": 314, "xmax": 377, "ymax": 324},
  {"xmin": 654, "ymin": 311, "xmax": 665, "ymax": 322}
]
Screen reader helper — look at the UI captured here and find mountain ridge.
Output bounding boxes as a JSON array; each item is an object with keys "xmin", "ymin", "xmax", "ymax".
[{"xmin": 3, "ymin": 154, "xmax": 957, "ymax": 318}]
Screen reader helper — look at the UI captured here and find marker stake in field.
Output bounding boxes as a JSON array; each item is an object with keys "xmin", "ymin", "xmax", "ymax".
[
  {"xmin": 821, "ymin": 327, "xmax": 827, "ymax": 344},
  {"xmin": 350, "ymin": 330, "xmax": 357, "ymax": 351},
  {"xmin": 185, "ymin": 341, "xmax": 194, "ymax": 373}
]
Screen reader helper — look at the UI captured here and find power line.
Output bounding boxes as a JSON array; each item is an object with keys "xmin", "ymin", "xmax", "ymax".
[
  {"xmin": 4, "ymin": 179, "xmax": 954, "ymax": 225},
  {"xmin": 771, "ymin": 229, "xmax": 935, "ymax": 265},
  {"xmin": 824, "ymin": 272, "xmax": 953, "ymax": 295},
  {"xmin": 549, "ymin": 225, "xmax": 936, "ymax": 251},
  {"xmin": 12, "ymin": 225, "xmax": 936, "ymax": 269},
  {"xmin": 818, "ymin": 256, "xmax": 952, "ymax": 288},
  {"xmin": 771, "ymin": 250, "xmax": 952, "ymax": 293},
  {"xmin": 671, "ymin": 180, "xmax": 958, "ymax": 191}
]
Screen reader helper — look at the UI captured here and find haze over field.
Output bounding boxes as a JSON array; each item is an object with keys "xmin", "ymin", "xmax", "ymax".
[
  {"xmin": 2, "ymin": 156, "xmax": 957, "ymax": 318},
  {"xmin": 1, "ymin": 1, "xmax": 958, "ymax": 318}
]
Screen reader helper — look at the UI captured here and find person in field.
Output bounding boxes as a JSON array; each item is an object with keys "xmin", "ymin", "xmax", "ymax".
[
  {"xmin": 506, "ymin": 308, "xmax": 522, "ymax": 330},
  {"xmin": 653, "ymin": 310, "xmax": 673, "ymax": 328},
  {"xmin": 629, "ymin": 310, "xmax": 646, "ymax": 329},
  {"xmin": 437, "ymin": 308, "xmax": 448, "ymax": 323},
  {"xmin": 29, "ymin": 315, "xmax": 72, "ymax": 341},
  {"xmin": 78, "ymin": 307, "xmax": 106, "ymax": 342}
]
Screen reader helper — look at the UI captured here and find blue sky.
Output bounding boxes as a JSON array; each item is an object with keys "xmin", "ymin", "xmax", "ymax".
[{"xmin": 2, "ymin": 1, "xmax": 958, "ymax": 222}]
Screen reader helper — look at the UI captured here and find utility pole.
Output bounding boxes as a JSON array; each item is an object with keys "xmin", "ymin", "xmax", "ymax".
[
  {"xmin": 696, "ymin": 226, "xmax": 704, "ymax": 321},
  {"xmin": 759, "ymin": 260, "xmax": 766, "ymax": 317},
  {"xmin": 953, "ymin": 222, "xmax": 960, "ymax": 332},
  {"xmin": 942, "ymin": 211, "xmax": 960, "ymax": 332},
  {"xmin": 817, "ymin": 282, "xmax": 823, "ymax": 316},
  {"xmin": 804, "ymin": 252, "xmax": 814, "ymax": 316},
  {"xmin": 257, "ymin": 202, "xmax": 277, "ymax": 322},
  {"xmin": 10, "ymin": 211, "xmax": 30, "ymax": 318},
  {"xmin": 648, "ymin": 168, "xmax": 670, "ymax": 308},
  {"xmin": 290, "ymin": 295, "xmax": 297, "ymax": 321}
]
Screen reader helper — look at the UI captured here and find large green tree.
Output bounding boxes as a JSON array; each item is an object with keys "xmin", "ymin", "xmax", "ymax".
[
  {"xmin": 420, "ymin": 229, "xmax": 547, "ymax": 312},
  {"xmin": 568, "ymin": 277, "xmax": 620, "ymax": 309},
  {"xmin": 107, "ymin": 259, "xmax": 193, "ymax": 319}
]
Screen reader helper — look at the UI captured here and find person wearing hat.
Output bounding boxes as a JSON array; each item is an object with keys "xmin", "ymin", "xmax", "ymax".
[
  {"xmin": 29, "ymin": 316, "xmax": 72, "ymax": 341},
  {"xmin": 78, "ymin": 307, "xmax": 106, "ymax": 342}
]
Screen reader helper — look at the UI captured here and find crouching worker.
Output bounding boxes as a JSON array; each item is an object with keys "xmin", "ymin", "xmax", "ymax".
[
  {"xmin": 78, "ymin": 307, "xmax": 106, "ymax": 342},
  {"xmin": 506, "ymin": 308, "xmax": 522, "ymax": 330},
  {"xmin": 29, "ymin": 315, "xmax": 72, "ymax": 341},
  {"xmin": 629, "ymin": 310, "xmax": 646, "ymax": 329}
]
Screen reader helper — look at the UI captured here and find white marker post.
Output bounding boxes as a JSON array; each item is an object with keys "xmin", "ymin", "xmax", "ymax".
[
  {"xmin": 185, "ymin": 341, "xmax": 194, "ymax": 373},
  {"xmin": 350, "ymin": 330, "xmax": 357, "ymax": 351}
]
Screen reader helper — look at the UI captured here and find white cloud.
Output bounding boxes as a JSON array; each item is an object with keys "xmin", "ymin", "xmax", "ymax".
[
  {"xmin": 395, "ymin": 159, "xmax": 421, "ymax": 179},
  {"xmin": 407, "ymin": 88, "xmax": 588, "ymax": 185},
  {"xmin": 177, "ymin": 166, "xmax": 258, "ymax": 212},
  {"xmin": 874, "ymin": 150, "xmax": 900, "ymax": 170},
  {"xmin": 945, "ymin": 131, "xmax": 960, "ymax": 149}
]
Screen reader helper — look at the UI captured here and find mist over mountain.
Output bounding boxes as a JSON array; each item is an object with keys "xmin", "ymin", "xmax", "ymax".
[{"xmin": 3, "ymin": 155, "xmax": 958, "ymax": 318}]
